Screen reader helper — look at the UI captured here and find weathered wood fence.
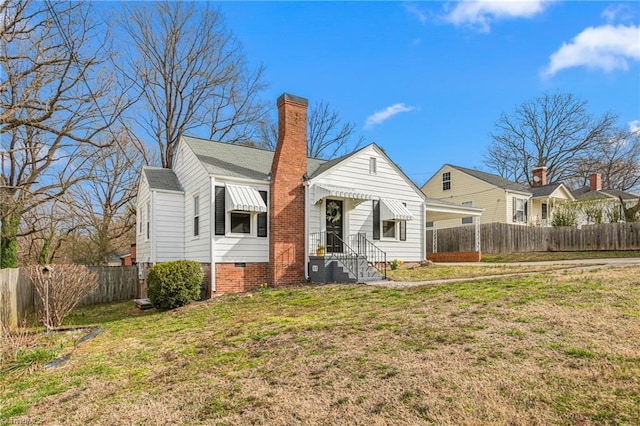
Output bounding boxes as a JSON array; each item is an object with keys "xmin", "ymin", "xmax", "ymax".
[
  {"xmin": 0, "ymin": 266, "xmax": 137, "ymax": 330},
  {"xmin": 428, "ymin": 222, "xmax": 640, "ymax": 254}
]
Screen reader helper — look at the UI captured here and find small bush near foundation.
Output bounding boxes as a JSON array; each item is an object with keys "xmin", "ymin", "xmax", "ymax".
[{"xmin": 147, "ymin": 260, "xmax": 203, "ymax": 310}]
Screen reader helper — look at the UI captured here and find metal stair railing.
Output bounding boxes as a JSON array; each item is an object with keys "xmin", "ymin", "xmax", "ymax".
[
  {"xmin": 310, "ymin": 231, "xmax": 387, "ymax": 280},
  {"xmin": 346, "ymin": 232, "xmax": 387, "ymax": 279}
]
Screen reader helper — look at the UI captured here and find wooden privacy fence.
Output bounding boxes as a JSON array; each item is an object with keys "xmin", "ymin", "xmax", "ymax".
[
  {"xmin": 0, "ymin": 266, "xmax": 137, "ymax": 330},
  {"xmin": 428, "ymin": 222, "xmax": 640, "ymax": 254}
]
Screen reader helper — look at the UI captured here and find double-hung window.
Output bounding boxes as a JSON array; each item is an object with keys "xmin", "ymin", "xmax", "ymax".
[
  {"xmin": 513, "ymin": 198, "xmax": 527, "ymax": 223},
  {"xmin": 442, "ymin": 172, "xmax": 451, "ymax": 191},
  {"xmin": 193, "ymin": 195, "xmax": 200, "ymax": 237},
  {"xmin": 145, "ymin": 201, "xmax": 150, "ymax": 240}
]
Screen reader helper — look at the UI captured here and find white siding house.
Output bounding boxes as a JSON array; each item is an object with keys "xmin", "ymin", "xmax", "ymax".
[
  {"xmin": 136, "ymin": 93, "xmax": 481, "ymax": 295},
  {"xmin": 306, "ymin": 145, "xmax": 425, "ymax": 262}
]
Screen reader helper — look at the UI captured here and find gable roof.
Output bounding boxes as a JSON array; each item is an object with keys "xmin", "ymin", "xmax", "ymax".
[
  {"xmin": 572, "ymin": 187, "xmax": 637, "ymax": 201},
  {"xmin": 306, "ymin": 143, "xmax": 427, "ymax": 201},
  {"xmin": 182, "ymin": 135, "xmax": 326, "ymax": 181},
  {"xmin": 446, "ymin": 164, "xmax": 531, "ymax": 193},
  {"xmin": 143, "ymin": 167, "xmax": 183, "ymax": 192},
  {"xmin": 528, "ymin": 182, "xmax": 575, "ymax": 199}
]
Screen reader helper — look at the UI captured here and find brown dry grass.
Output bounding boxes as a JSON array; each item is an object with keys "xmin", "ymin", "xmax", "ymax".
[
  {"xmin": 2, "ymin": 267, "xmax": 639, "ymax": 425},
  {"xmin": 387, "ymin": 263, "xmax": 574, "ymax": 281}
]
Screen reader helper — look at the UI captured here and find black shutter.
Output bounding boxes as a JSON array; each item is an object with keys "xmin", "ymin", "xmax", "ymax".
[
  {"xmin": 512, "ymin": 198, "xmax": 517, "ymax": 222},
  {"xmin": 524, "ymin": 200, "xmax": 528, "ymax": 221},
  {"xmin": 400, "ymin": 203, "xmax": 407, "ymax": 241},
  {"xmin": 373, "ymin": 200, "xmax": 380, "ymax": 240},
  {"xmin": 215, "ymin": 186, "xmax": 225, "ymax": 235},
  {"xmin": 257, "ymin": 190, "xmax": 268, "ymax": 238}
]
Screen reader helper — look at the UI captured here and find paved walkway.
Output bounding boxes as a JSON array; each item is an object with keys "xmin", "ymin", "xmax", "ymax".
[{"xmin": 368, "ymin": 257, "xmax": 640, "ymax": 289}]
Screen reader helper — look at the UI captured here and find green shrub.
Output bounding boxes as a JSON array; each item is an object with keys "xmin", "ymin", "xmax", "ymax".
[{"xmin": 147, "ymin": 260, "xmax": 203, "ymax": 310}]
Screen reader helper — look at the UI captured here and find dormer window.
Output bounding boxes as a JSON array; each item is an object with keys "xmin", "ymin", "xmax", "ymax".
[{"xmin": 442, "ymin": 172, "xmax": 451, "ymax": 191}]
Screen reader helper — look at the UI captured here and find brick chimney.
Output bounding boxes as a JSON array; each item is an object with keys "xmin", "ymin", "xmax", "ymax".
[
  {"xmin": 270, "ymin": 93, "xmax": 308, "ymax": 286},
  {"xmin": 590, "ymin": 173, "xmax": 602, "ymax": 191},
  {"xmin": 531, "ymin": 166, "xmax": 547, "ymax": 187}
]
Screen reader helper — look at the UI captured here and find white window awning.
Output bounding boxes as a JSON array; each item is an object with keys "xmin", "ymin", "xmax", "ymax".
[
  {"xmin": 310, "ymin": 183, "xmax": 376, "ymax": 205},
  {"xmin": 226, "ymin": 184, "xmax": 267, "ymax": 213},
  {"xmin": 380, "ymin": 198, "xmax": 413, "ymax": 221}
]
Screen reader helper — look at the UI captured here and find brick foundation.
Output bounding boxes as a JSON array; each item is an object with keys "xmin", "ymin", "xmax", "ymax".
[
  {"xmin": 214, "ymin": 262, "xmax": 270, "ymax": 294},
  {"xmin": 427, "ymin": 251, "xmax": 482, "ymax": 262}
]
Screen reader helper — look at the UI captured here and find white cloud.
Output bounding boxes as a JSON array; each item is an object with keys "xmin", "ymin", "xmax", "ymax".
[
  {"xmin": 443, "ymin": 0, "xmax": 551, "ymax": 32},
  {"xmin": 364, "ymin": 103, "xmax": 415, "ymax": 130},
  {"xmin": 602, "ymin": 4, "xmax": 636, "ymax": 24},
  {"xmin": 542, "ymin": 24, "xmax": 640, "ymax": 77},
  {"xmin": 630, "ymin": 120, "xmax": 640, "ymax": 136},
  {"xmin": 404, "ymin": 3, "xmax": 428, "ymax": 25}
]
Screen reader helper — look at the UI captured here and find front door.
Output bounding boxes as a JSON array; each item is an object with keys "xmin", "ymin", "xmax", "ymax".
[{"xmin": 326, "ymin": 199, "xmax": 343, "ymax": 253}]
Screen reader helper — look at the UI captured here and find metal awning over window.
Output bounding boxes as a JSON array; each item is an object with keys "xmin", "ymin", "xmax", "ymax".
[
  {"xmin": 380, "ymin": 198, "xmax": 413, "ymax": 221},
  {"xmin": 310, "ymin": 183, "xmax": 375, "ymax": 205},
  {"xmin": 226, "ymin": 184, "xmax": 267, "ymax": 212}
]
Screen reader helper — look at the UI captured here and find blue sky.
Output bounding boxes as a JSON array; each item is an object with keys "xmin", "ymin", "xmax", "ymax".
[{"xmin": 218, "ymin": 1, "xmax": 640, "ymax": 186}]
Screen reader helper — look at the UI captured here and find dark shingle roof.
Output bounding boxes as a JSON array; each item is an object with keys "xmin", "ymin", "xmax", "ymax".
[
  {"xmin": 447, "ymin": 164, "xmax": 531, "ymax": 193},
  {"xmin": 143, "ymin": 167, "xmax": 183, "ymax": 192},
  {"xmin": 182, "ymin": 136, "xmax": 327, "ymax": 180},
  {"xmin": 572, "ymin": 187, "xmax": 638, "ymax": 201},
  {"xmin": 529, "ymin": 182, "xmax": 564, "ymax": 198}
]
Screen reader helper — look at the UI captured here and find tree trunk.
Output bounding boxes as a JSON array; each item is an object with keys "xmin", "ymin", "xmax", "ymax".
[{"xmin": 1, "ymin": 212, "xmax": 20, "ymax": 268}]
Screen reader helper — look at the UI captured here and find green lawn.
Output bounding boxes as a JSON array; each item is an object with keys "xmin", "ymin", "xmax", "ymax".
[{"xmin": 1, "ymin": 267, "xmax": 639, "ymax": 425}]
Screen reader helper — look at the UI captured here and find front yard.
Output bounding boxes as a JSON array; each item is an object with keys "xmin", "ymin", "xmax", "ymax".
[{"xmin": 1, "ymin": 267, "xmax": 639, "ymax": 424}]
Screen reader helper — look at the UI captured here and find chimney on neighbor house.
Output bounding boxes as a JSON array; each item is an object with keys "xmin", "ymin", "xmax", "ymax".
[
  {"xmin": 531, "ymin": 166, "xmax": 547, "ymax": 187},
  {"xmin": 590, "ymin": 173, "xmax": 602, "ymax": 191},
  {"xmin": 270, "ymin": 93, "xmax": 308, "ymax": 287}
]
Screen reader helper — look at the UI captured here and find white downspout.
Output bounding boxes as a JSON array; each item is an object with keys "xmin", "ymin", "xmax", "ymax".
[
  {"xmin": 150, "ymin": 191, "xmax": 156, "ymax": 264},
  {"xmin": 304, "ymin": 182, "xmax": 310, "ymax": 280},
  {"xmin": 210, "ymin": 176, "xmax": 216, "ymax": 294}
]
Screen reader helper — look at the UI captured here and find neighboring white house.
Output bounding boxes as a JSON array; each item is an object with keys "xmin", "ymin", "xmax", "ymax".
[
  {"xmin": 136, "ymin": 93, "xmax": 480, "ymax": 296},
  {"xmin": 571, "ymin": 173, "xmax": 639, "ymax": 225}
]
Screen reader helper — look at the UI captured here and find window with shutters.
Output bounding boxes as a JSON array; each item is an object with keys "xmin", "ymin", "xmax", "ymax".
[
  {"xmin": 375, "ymin": 201, "xmax": 408, "ymax": 241},
  {"xmin": 215, "ymin": 185, "xmax": 268, "ymax": 237}
]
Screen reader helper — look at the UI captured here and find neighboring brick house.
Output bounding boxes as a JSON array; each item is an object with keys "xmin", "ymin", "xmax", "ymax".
[
  {"xmin": 136, "ymin": 93, "xmax": 481, "ymax": 296},
  {"xmin": 421, "ymin": 164, "xmax": 574, "ymax": 228}
]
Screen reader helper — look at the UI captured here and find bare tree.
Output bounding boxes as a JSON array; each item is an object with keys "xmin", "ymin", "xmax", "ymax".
[
  {"xmin": 260, "ymin": 100, "xmax": 365, "ymax": 159},
  {"xmin": 574, "ymin": 128, "xmax": 640, "ymax": 191},
  {"xmin": 119, "ymin": 1, "xmax": 269, "ymax": 168},
  {"xmin": 68, "ymin": 130, "xmax": 143, "ymax": 265},
  {"xmin": 0, "ymin": 0, "xmax": 128, "ymax": 268},
  {"xmin": 484, "ymin": 93, "xmax": 617, "ymax": 185}
]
